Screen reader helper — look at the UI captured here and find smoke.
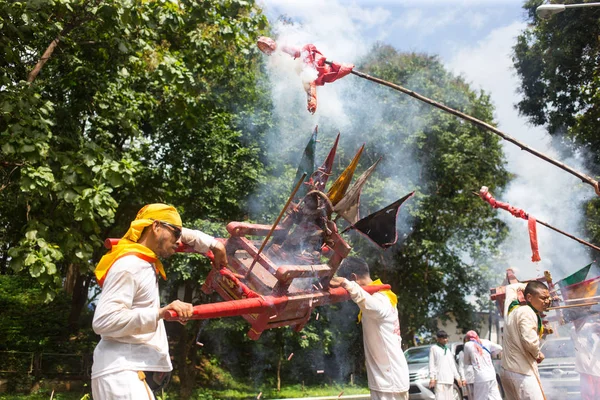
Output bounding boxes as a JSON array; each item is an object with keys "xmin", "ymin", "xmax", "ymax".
[
  {"xmin": 446, "ymin": 22, "xmax": 595, "ymax": 282},
  {"xmin": 255, "ymin": 0, "xmax": 424, "ymax": 228}
]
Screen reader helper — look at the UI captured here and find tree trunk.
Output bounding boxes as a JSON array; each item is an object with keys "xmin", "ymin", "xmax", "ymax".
[
  {"xmin": 178, "ymin": 281, "xmax": 196, "ymax": 400},
  {"xmin": 27, "ymin": 21, "xmax": 80, "ymax": 83},
  {"xmin": 277, "ymin": 355, "xmax": 282, "ymax": 392},
  {"xmin": 0, "ymin": 244, "xmax": 7, "ymax": 275},
  {"xmin": 67, "ymin": 270, "xmax": 91, "ymax": 333}
]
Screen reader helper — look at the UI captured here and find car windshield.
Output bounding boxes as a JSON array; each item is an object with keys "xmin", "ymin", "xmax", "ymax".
[
  {"xmin": 541, "ymin": 339, "xmax": 574, "ymax": 358},
  {"xmin": 404, "ymin": 346, "xmax": 430, "ymax": 364}
]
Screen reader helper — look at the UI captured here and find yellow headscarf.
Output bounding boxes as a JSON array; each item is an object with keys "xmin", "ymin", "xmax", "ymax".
[
  {"xmin": 357, "ymin": 278, "xmax": 398, "ymax": 323},
  {"xmin": 95, "ymin": 204, "xmax": 182, "ymax": 287}
]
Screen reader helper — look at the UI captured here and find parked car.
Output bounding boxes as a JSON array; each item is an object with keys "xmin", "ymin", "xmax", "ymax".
[
  {"xmin": 538, "ymin": 337, "xmax": 580, "ymax": 399},
  {"xmin": 404, "ymin": 343, "xmax": 464, "ymax": 400}
]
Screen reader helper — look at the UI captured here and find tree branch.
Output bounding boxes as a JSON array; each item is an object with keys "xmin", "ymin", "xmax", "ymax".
[{"xmin": 27, "ymin": 22, "xmax": 79, "ymax": 83}]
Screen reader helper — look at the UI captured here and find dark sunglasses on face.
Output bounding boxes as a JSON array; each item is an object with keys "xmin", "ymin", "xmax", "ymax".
[{"xmin": 157, "ymin": 221, "xmax": 182, "ymax": 240}]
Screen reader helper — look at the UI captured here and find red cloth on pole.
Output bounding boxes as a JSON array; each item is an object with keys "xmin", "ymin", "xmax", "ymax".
[
  {"xmin": 279, "ymin": 43, "xmax": 354, "ymax": 113},
  {"xmin": 479, "ymin": 187, "xmax": 541, "ymax": 262},
  {"xmin": 281, "ymin": 44, "xmax": 354, "ymax": 86}
]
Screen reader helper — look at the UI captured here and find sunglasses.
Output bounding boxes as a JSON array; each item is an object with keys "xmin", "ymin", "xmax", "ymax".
[{"xmin": 157, "ymin": 221, "xmax": 182, "ymax": 240}]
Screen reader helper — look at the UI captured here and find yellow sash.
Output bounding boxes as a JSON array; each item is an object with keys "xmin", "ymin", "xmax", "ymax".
[{"xmin": 358, "ymin": 278, "xmax": 398, "ymax": 323}]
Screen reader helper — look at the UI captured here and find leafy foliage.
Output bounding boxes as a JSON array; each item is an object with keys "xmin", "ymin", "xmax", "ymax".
[{"xmin": 0, "ymin": 0, "xmax": 269, "ymax": 299}]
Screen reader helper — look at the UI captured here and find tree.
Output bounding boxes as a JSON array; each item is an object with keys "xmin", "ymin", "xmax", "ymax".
[
  {"xmin": 513, "ymin": 0, "xmax": 600, "ymax": 244},
  {"xmin": 1, "ymin": 0, "xmax": 271, "ymax": 396}
]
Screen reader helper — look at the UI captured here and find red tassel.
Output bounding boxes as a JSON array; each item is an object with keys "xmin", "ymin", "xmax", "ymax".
[{"xmin": 528, "ymin": 216, "xmax": 541, "ymax": 262}]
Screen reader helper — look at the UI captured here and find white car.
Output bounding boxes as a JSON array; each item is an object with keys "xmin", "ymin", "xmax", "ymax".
[{"xmin": 538, "ymin": 337, "xmax": 580, "ymax": 399}]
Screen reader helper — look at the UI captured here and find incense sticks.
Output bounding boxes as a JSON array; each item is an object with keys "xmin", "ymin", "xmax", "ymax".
[{"xmin": 547, "ymin": 302, "xmax": 598, "ymax": 310}]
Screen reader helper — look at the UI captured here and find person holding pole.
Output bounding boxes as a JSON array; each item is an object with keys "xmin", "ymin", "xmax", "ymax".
[
  {"xmin": 329, "ymin": 256, "xmax": 409, "ymax": 400},
  {"xmin": 91, "ymin": 203, "xmax": 227, "ymax": 399}
]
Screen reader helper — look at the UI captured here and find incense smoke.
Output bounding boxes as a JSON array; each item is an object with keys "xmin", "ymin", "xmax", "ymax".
[{"xmin": 446, "ymin": 22, "xmax": 595, "ymax": 282}]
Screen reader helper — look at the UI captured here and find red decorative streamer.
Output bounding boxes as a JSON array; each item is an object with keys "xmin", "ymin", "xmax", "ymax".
[{"xmin": 479, "ymin": 187, "xmax": 541, "ymax": 262}]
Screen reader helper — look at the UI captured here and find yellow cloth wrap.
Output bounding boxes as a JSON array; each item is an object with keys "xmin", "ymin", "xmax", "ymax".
[
  {"xmin": 94, "ymin": 203, "xmax": 182, "ymax": 287},
  {"xmin": 123, "ymin": 203, "xmax": 182, "ymax": 242},
  {"xmin": 358, "ymin": 278, "xmax": 398, "ymax": 323}
]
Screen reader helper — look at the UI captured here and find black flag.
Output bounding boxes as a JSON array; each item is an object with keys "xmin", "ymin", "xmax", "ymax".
[{"xmin": 349, "ymin": 191, "xmax": 414, "ymax": 249}]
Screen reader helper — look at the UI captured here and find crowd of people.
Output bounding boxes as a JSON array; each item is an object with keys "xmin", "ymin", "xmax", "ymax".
[{"xmin": 91, "ymin": 202, "xmax": 592, "ymax": 400}]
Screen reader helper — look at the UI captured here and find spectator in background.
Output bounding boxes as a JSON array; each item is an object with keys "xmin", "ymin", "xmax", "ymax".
[
  {"xmin": 429, "ymin": 330, "xmax": 462, "ymax": 400},
  {"xmin": 463, "ymin": 330, "xmax": 502, "ymax": 400}
]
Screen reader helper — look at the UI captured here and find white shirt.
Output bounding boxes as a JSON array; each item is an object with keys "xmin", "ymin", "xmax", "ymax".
[
  {"xmin": 343, "ymin": 280, "xmax": 409, "ymax": 393},
  {"xmin": 91, "ymin": 228, "xmax": 215, "ymax": 379},
  {"xmin": 429, "ymin": 343, "xmax": 460, "ymax": 384},
  {"xmin": 501, "ymin": 283, "xmax": 541, "ymax": 376},
  {"xmin": 92, "ymin": 255, "xmax": 169, "ymax": 378},
  {"xmin": 463, "ymin": 339, "xmax": 502, "ymax": 382}
]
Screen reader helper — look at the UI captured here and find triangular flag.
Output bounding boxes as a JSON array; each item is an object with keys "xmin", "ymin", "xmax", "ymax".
[
  {"xmin": 294, "ymin": 126, "xmax": 318, "ymax": 199},
  {"xmin": 311, "ymin": 133, "xmax": 340, "ymax": 192},
  {"xmin": 556, "ymin": 263, "xmax": 593, "ymax": 289},
  {"xmin": 349, "ymin": 191, "xmax": 414, "ymax": 249},
  {"xmin": 334, "ymin": 158, "xmax": 381, "ymax": 224},
  {"xmin": 327, "ymin": 144, "xmax": 364, "ymax": 206},
  {"xmin": 561, "ymin": 276, "xmax": 600, "ymax": 301}
]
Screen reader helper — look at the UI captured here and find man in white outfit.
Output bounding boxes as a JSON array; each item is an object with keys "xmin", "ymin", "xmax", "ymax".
[
  {"xmin": 329, "ymin": 256, "xmax": 410, "ymax": 400},
  {"xmin": 500, "ymin": 280, "xmax": 550, "ymax": 400},
  {"xmin": 429, "ymin": 330, "xmax": 461, "ymax": 400},
  {"xmin": 91, "ymin": 203, "xmax": 227, "ymax": 399},
  {"xmin": 462, "ymin": 330, "xmax": 502, "ymax": 400}
]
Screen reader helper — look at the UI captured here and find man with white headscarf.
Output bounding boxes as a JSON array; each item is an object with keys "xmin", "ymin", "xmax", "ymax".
[
  {"xmin": 91, "ymin": 203, "xmax": 227, "ymax": 399},
  {"xmin": 463, "ymin": 330, "xmax": 503, "ymax": 400}
]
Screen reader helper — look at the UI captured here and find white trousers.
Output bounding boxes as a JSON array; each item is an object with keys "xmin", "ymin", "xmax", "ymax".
[
  {"xmin": 370, "ymin": 390, "xmax": 409, "ymax": 400},
  {"xmin": 472, "ymin": 380, "xmax": 502, "ymax": 400},
  {"xmin": 434, "ymin": 383, "xmax": 454, "ymax": 400},
  {"xmin": 92, "ymin": 370, "xmax": 155, "ymax": 400},
  {"xmin": 501, "ymin": 368, "xmax": 544, "ymax": 400}
]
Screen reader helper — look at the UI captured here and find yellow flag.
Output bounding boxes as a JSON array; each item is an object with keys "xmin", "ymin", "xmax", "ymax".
[{"xmin": 327, "ymin": 144, "xmax": 364, "ymax": 206}]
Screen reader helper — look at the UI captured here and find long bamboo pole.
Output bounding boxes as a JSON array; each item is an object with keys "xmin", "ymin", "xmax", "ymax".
[
  {"xmin": 472, "ymin": 192, "xmax": 600, "ymax": 253},
  {"xmin": 547, "ymin": 302, "xmax": 598, "ymax": 310},
  {"xmin": 245, "ymin": 173, "xmax": 307, "ymax": 278},
  {"xmin": 328, "ymin": 62, "xmax": 600, "ymax": 197}
]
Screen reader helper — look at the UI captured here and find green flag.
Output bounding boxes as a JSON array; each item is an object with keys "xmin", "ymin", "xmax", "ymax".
[
  {"xmin": 556, "ymin": 263, "xmax": 593, "ymax": 288},
  {"xmin": 293, "ymin": 126, "xmax": 318, "ymax": 199}
]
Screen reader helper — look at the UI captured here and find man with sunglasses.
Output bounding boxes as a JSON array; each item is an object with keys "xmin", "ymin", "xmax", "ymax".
[{"xmin": 91, "ymin": 203, "xmax": 227, "ymax": 399}]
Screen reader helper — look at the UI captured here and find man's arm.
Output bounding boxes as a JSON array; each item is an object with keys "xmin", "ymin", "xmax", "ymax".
[
  {"xmin": 457, "ymin": 351, "xmax": 467, "ymax": 385},
  {"xmin": 429, "ymin": 346, "xmax": 438, "ymax": 388},
  {"xmin": 329, "ymin": 277, "xmax": 391, "ymax": 319},
  {"xmin": 463, "ymin": 343, "xmax": 473, "ymax": 366},
  {"xmin": 92, "ymin": 270, "xmax": 159, "ymax": 337},
  {"xmin": 181, "ymin": 227, "xmax": 228, "ymax": 268},
  {"xmin": 485, "ymin": 340, "xmax": 503, "ymax": 356},
  {"xmin": 450, "ymin": 351, "xmax": 461, "ymax": 382},
  {"xmin": 503, "ymin": 282, "xmax": 527, "ymax": 316}
]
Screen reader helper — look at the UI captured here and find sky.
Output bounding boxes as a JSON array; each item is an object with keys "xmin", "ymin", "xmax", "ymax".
[{"xmin": 256, "ymin": 0, "xmax": 597, "ymax": 283}]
